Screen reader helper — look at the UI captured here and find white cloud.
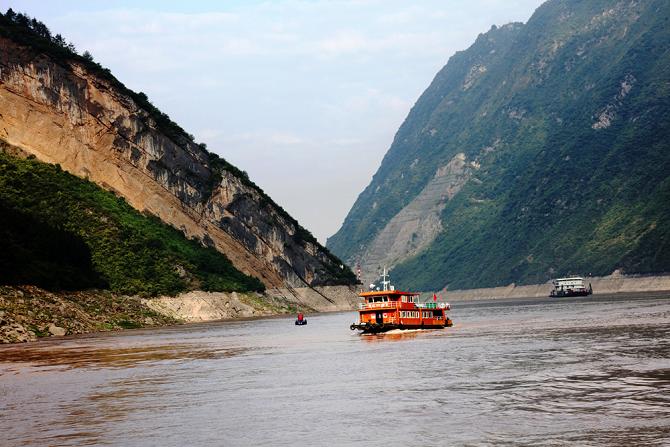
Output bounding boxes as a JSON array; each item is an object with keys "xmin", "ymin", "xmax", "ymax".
[{"xmin": 315, "ymin": 31, "xmax": 368, "ymax": 55}]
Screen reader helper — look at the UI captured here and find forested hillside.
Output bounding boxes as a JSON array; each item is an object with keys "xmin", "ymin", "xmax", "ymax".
[
  {"xmin": 0, "ymin": 148, "xmax": 265, "ymax": 295},
  {"xmin": 328, "ymin": 0, "xmax": 670, "ymax": 290}
]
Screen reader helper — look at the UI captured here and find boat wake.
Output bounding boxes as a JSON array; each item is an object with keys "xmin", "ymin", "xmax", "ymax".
[{"xmin": 369, "ymin": 329, "xmax": 426, "ymax": 335}]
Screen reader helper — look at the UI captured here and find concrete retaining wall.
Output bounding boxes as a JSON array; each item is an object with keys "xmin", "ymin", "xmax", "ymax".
[{"xmin": 440, "ymin": 274, "xmax": 670, "ymax": 301}]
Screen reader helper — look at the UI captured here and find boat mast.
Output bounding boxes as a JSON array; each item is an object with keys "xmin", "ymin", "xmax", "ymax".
[{"xmin": 381, "ymin": 266, "xmax": 390, "ymax": 291}]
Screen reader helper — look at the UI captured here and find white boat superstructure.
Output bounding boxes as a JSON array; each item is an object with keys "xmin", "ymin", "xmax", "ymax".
[{"xmin": 550, "ymin": 276, "xmax": 593, "ymax": 297}]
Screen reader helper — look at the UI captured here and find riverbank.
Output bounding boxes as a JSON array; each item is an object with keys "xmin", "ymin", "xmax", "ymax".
[
  {"xmin": 142, "ymin": 285, "xmax": 359, "ymax": 323},
  {"xmin": 0, "ymin": 285, "xmax": 178, "ymax": 343},
  {"xmin": 0, "ymin": 285, "xmax": 359, "ymax": 343},
  {"xmin": 440, "ymin": 272, "xmax": 670, "ymax": 301}
]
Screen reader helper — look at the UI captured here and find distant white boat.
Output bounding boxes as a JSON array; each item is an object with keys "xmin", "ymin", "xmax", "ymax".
[{"xmin": 549, "ymin": 277, "xmax": 593, "ymax": 297}]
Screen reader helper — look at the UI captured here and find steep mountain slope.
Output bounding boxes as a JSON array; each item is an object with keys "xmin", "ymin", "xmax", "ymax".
[
  {"xmin": 0, "ymin": 11, "xmax": 355, "ymax": 291},
  {"xmin": 0, "ymin": 147, "xmax": 263, "ymax": 295},
  {"xmin": 328, "ymin": 0, "xmax": 670, "ymax": 290}
]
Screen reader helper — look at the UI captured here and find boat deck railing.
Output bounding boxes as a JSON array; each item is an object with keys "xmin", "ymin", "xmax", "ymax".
[
  {"xmin": 359, "ymin": 302, "xmax": 399, "ymax": 310},
  {"xmin": 359, "ymin": 301, "xmax": 450, "ymax": 310},
  {"xmin": 416, "ymin": 302, "xmax": 449, "ymax": 309}
]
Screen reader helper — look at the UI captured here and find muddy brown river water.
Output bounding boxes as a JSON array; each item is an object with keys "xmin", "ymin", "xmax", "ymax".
[{"xmin": 1, "ymin": 293, "xmax": 669, "ymax": 446}]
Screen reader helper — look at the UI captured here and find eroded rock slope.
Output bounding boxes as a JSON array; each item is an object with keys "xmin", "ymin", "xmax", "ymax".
[{"xmin": 0, "ymin": 32, "xmax": 354, "ymax": 290}]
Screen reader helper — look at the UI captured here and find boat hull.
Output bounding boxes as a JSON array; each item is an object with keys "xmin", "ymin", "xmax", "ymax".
[
  {"xmin": 549, "ymin": 290, "xmax": 592, "ymax": 298},
  {"xmin": 350, "ymin": 320, "xmax": 453, "ymax": 334}
]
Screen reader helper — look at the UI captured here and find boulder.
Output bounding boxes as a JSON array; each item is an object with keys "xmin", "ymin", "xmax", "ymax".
[{"xmin": 48, "ymin": 323, "xmax": 67, "ymax": 336}]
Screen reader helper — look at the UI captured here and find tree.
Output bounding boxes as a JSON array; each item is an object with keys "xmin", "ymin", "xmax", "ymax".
[
  {"xmin": 5, "ymin": 8, "xmax": 16, "ymax": 21},
  {"xmin": 15, "ymin": 12, "xmax": 30, "ymax": 28},
  {"xmin": 53, "ymin": 33, "xmax": 66, "ymax": 47},
  {"xmin": 82, "ymin": 50, "xmax": 94, "ymax": 62},
  {"xmin": 31, "ymin": 19, "xmax": 52, "ymax": 40}
]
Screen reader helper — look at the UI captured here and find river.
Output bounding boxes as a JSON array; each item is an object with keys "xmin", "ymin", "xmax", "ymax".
[{"xmin": 1, "ymin": 292, "xmax": 669, "ymax": 446}]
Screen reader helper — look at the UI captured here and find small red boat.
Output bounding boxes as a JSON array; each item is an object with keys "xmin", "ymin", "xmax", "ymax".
[
  {"xmin": 350, "ymin": 269, "xmax": 452, "ymax": 334},
  {"xmin": 295, "ymin": 312, "xmax": 307, "ymax": 325}
]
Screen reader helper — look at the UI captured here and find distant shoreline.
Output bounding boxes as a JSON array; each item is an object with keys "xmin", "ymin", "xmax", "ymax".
[
  {"xmin": 438, "ymin": 273, "xmax": 670, "ymax": 302},
  {"xmin": 0, "ymin": 285, "xmax": 358, "ymax": 344}
]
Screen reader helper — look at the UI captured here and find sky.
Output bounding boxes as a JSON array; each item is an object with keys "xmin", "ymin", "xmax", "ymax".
[{"xmin": 6, "ymin": 0, "xmax": 544, "ymax": 243}]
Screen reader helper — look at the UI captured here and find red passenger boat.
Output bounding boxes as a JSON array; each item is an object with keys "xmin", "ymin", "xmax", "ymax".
[{"xmin": 350, "ymin": 269, "xmax": 452, "ymax": 334}]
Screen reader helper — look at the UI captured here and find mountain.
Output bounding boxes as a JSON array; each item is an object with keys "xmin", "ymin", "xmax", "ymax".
[
  {"xmin": 0, "ymin": 145, "xmax": 264, "ymax": 296},
  {"xmin": 0, "ymin": 10, "xmax": 356, "ymax": 296},
  {"xmin": 328, "ymin": 0, "xmax": 670, "ymax": 291}
]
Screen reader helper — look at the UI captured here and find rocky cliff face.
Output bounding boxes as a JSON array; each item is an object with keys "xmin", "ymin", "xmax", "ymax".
[
  {"xmin": 355, "ymin": 152, "xmax": 471, "ymax": 286},
  {"xmin": 329, "ymin": 0, "xmax": 670, "ymax": 290},
  {"xmin": 0, "ymin": 34, "xmax": 353, "ymax": 289}
]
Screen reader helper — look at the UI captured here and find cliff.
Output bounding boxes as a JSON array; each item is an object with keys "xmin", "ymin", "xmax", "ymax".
[
  {"xmin": 0, "ymin": 149, "xmax": 265, "ymax": 296},
  {"xmin": 0, "ymin": 12, "xmax": 355, "ymax": 291},
  {"xmin": 329, "ymin": 0, "xmax": 670, "ymax": 290}
]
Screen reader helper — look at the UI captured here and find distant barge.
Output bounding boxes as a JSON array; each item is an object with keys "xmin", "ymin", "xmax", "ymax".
[
  {"xmin": 549, "ymin": 277, "xmax": 593, "ymax": 297},
  {"xmin": 350, "ymin": 270, "xmax": 452, "ymax": 334}
]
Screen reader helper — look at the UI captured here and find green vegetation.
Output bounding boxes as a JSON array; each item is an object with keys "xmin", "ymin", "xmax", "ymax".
[
  {"xmin": 0, "ymin": 150, "xmax": 265, "ymax": 295},
  {"xmin": 115, "ymin": 319, "xmax": 143, "ymax": 329},
  {"xmin": 329, "ymin": 0, "xmax": 670, "ymax": 290}
]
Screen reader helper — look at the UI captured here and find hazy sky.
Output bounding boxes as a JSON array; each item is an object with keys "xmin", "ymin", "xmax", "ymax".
[{"xmin": 7, "ymin": 0, "xmax": 544, "ymax": 243}]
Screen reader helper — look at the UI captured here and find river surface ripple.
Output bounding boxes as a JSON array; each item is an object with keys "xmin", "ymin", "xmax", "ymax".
[{"xmin": 1, "ymin": 293, "xmax": 669, "ymax": 446}]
